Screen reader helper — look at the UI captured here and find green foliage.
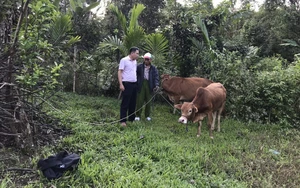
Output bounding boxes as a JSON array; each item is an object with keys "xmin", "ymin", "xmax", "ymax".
[
  {"xmin": 194, "ymin": 47, "xmax": 300, "ymax": 127},
  {"xmin": 69, "ymin": 0, "xmax": 100, "ymax": 13},
  {"xmin": 102, "ymin": 36, "xmax": 126, "ymax": 54},
  {"xmin": 253, "ymin": 59, "xmax": 300, "ymax": 126},
  {"xmin": 111, "ymin": 0, "xmax": 166, "ymax": 33},
  {"xmin": 0, "ymin": 177, "xmax": 13, "ymax": 188},
  {"xmin": 193, "ymin": 15, "xmax": 211, "ymax": 49},
  {"xmin": 243, "ymin": 6, "xmax": 300, "ymax": 62},
  {"xmin": 17, "ymin": 0, "xmax": 74, "ymax": 98}
]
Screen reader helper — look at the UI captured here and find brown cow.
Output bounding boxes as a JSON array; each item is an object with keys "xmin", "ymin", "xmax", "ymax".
[
  {"xmin": 161, "ymin": 74, "xmax": 213, "ymax": 113},
  {"xmin": 174, "ymin": 83, "xmax": 226, "ymax": 139}
]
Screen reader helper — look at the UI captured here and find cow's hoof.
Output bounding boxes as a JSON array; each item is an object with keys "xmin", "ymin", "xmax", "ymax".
[
  {"xmin": 197, "ymin": 134, "xmax": 200, "ymax": 137},
  {"xmin": 210, "ymin": 136, "xmax": 214, "ymax": 139}
]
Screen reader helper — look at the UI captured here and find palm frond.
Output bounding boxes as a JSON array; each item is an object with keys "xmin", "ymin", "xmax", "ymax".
[
  {"xmin": 69, "ymin": 0, "xmax": 77, "ymax": 11},
  {"xmin": 123, "ymin": 27, "xmax": 145, "ymax": 50},
  {"xmin": 66, "ymin": 36, "xmax": 81, "ymax": 47},
  {"xmin": 143, "ymin": 33, "xmax": 169, "ymax": 55},
  {"xmin": 128, "ymin": 4, "xmax": 146, "ymax": 31},
  {"xmin": 53, "ymin": 0, "xmax": 60, "ymax": 8},
  {"xmin": 84, "ymin": 2, "xmax": 100, "ymax": 12},
  {"xmin": 194, "ymin": 15, "xmax": 211, "ymax": 49},
  {"xmin": 101, "ymin": 35, "xmax": 127, "ymax": 55},
  {"xmin": 280, "ymin": 39, "xmax": 299, "ymax": 47},
  {"xmin": 190, "ymin": 37, "xmax": 204, "ymax": 50},
  {"xmin": 109, "ymin": 4, "xmax": 127, "ymax": 35},
  {"xmin": 143, "ymin": 33, "xmax": 169, "ymax": 66},
  {"xmin": 48, "ymin": 14, "xmax": 72, "ymax": 45}
]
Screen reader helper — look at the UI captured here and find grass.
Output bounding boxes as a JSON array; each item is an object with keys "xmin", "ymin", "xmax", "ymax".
[{"xmin": 1, "ymin": 92, "xmax": 299, "ymax": 187}]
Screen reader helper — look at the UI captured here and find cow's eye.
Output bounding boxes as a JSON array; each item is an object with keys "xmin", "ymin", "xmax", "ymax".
[{"xmin": 188, "ymin": 109, "xmax": 192, "ymax": 113}]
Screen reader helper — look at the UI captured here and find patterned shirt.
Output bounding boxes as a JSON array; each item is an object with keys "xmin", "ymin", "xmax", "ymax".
[{"xmin": 144, "ymin": 65, "xmax": 150, "ymax": 80}]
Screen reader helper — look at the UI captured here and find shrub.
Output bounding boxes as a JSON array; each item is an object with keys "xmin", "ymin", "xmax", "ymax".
[{"xmin": 195, "ymin": 50, "xmax": 300, "ymax": 127}]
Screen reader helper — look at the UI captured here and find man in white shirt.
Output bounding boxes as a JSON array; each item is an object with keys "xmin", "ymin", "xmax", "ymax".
[{"xmin": 118, "ymin": 47, "xmax": 140, "ymax": 127}]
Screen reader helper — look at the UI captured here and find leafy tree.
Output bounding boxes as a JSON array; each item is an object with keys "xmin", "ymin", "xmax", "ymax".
[
  {"xmin": 243, "ymin": 4, "xmax": 300, "ymax": 62},
  {"xmin": 111, "ymin": 0, "xmax": 166, "ymax": 33},
  {"xmin": 0, "ymin": 0, "xmax": 82, "ymax": 149},
  {"xmin": 101, "ymin": 3, "xmax": 146, "ymax": 56}
]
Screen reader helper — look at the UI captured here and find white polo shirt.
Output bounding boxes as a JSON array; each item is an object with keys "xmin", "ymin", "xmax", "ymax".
[{"xmin": 119, "ymin": 56, "xmax": 137, "ymax": 82}]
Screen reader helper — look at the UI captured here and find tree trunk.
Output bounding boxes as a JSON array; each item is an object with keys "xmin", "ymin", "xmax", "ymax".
[{"xmin": 73, "ymin": 45, "xmax": 77, "ymax": 93}]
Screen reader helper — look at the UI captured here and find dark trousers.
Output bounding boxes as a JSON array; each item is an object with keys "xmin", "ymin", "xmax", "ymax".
[
  {"xmin": 120, "ymin": 82, "xmax": 137, "ymax": 123},
  {"xmin": 136, "ymin": 80, "xmax": 151, "ymax": 118}
]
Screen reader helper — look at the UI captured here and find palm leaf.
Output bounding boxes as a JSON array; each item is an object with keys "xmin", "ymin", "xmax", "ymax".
[
  {"xmin": 49, "ymin": 14, "xmax": 72, "ymax": 45},
  {"xmin": 190, "ymin": 37, "xmax": 204, "ymax": 50},
  {"xmin": 109, "ymin": 4, "xmax": 127, "ymax": 35},
  {"xmin": 128, "ymin": 4, "xmax": 146, "ymax": 32},
  {"xmin": 280, "ymin": 39, "xmax": 299, "ymax": 47},
  {"xmin": 101, "ymin": 4, "xmax": 146, "ymax": 56},
  {"xmin": 194, "ymin": 15, "xmax": 211, "ymax": 50},
  {"xmin": 66, "ymin": 36, "xmax": 81, "ymax": 47},
  {"xmin": 69, "ymin": 0, "xmax": 77, "ymax": 11},
  {"xmin": 101, "ymin": 35, "xmax": 127, "ymax": 55},
  {"xmin": 84, "ymin": 2, "xmax": 100, "ymax": 12},
  {"xmin": 123, "ymin": 27, "xmax": 145, "ymax": 50},
  {"xmin": 143, "ymin": 33, "xmax": 169, "ymax": 66},
  {"xmin": 143, "ymin": 33, "xmax": 169, "ymax": 54}
]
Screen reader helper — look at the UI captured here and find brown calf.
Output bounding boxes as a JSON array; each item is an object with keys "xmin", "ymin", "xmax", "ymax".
[{"xmin": 174, "ymin": 83, "xmax": 226, "ymax": 138}]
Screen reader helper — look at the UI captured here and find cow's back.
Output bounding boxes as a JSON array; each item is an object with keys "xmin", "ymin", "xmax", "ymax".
[
  {"xmin": 181, "ymin": 77, "xmax": 213, "ymax": 100},
  {"xmin": 162, "ymin": 76, "xmax": 213, "ymax": 101},
  {"xmin": 193, "ymin": 83, "xmax": 226, "ymax": 112}
]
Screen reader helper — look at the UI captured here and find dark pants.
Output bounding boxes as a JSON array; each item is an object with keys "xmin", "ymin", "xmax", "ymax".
[
  {"xmin": 136, "ymin": 80, "xmax": 151, "ymax": 118},
  {"xmin": 120, "ymin": 82, "xmax": 137, "ymax": 123}
]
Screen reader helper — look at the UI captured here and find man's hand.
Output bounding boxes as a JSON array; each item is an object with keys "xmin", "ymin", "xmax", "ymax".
[
  {"xmin": 120, "ymin": 84, "xmax": 125, "ymax": 91},
  {"xmin": 153, "ymin": 86, "xmax": 159, "ymax": 92}
]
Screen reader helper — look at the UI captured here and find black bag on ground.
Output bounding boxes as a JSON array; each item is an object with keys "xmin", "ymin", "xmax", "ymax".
[{"xmin": 37, "ymin": 151, "xmax": 80, "ymax": 180}]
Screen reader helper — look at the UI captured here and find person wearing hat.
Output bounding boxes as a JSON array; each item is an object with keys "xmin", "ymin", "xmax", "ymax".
[{"xmin": 135, "ymin": 52, "xmax": 160, "ymax": 121}]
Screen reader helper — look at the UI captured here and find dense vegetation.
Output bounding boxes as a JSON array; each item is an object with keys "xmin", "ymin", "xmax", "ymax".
[
  {"xmin": 0, "ymin": 0, "xmax": 300, "ymax": 186},
  {"xmin": 1, "ymin": 92, "xmax": 299, "ymax": 187}
]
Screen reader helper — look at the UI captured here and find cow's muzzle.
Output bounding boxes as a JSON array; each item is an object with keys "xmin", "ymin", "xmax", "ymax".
[{"xmin": 178, "ymin": 116, "xmax": 188, "ymax": 124}]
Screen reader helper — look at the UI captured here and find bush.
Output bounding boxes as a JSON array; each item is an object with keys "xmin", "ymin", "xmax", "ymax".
[{"xmin": 195, "ymin": 50, "xmax": 300, "ymax": 128}]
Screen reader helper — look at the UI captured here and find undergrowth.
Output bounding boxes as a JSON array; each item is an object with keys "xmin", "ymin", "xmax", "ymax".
[{"xmin": 1, "ymin": 92, "xmax": 299, "ymax": 188}]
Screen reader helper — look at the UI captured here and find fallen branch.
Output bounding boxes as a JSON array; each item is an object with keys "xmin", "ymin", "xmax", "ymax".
[
  {"xmin": 0, "ymin": 131, "xmax": 21, "ymax": 136},
  {"xmin": 6, "ymin": 167, "xmax": 36, "ymax": 172},
  {"xmin": 0, "ymin": 82, "xmax": 15, "ymax": 89}
]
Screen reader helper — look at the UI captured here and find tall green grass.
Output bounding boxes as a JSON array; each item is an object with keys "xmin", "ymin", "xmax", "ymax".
[{"xmin": 2, "ymin": 92, "xmax": 299, "ymax": 188}]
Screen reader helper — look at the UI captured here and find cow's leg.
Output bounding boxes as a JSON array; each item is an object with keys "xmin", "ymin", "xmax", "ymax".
[
  {"xmin": 207, "ymin": 113, "xmax": 214, "ymax": 139},
  {"xmin": 211, "ymin": 111, "xmax": 217, "ymax": 130},
  {"xmin": 173, "ymin": 97, "xmax": 180, "ymax": 114},
  {"xmin": 167, "ymin": 95, "xmax": 176, "ymax": 114},
  {"xmin": 217, "ymin": 101, "xmax": 225, "ymax": 132},
  {"xmin": 217, "ymin": 110, "xmax": 221, "ymax": 132},
  {"xmin": 197, "ymin": 121, "xmax": 202, "ymax": 137},
  {"xmin": 173, "ymin": 107, "xmax": 176, "ymax": 114}
]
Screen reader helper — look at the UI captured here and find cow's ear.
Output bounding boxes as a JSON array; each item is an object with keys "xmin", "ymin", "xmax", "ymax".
[
  {"xmin": 174, "ymin": 104, "xmax": 182, "ymax": 109},
  {"xmin": 193, "ymin": 105, "xmax": 198, "ymax": 113}
]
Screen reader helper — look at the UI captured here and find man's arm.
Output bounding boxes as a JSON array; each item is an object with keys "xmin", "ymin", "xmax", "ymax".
[{"xmin": 118, "ymin": 69, "xmax": 125, "ymax": 91}]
